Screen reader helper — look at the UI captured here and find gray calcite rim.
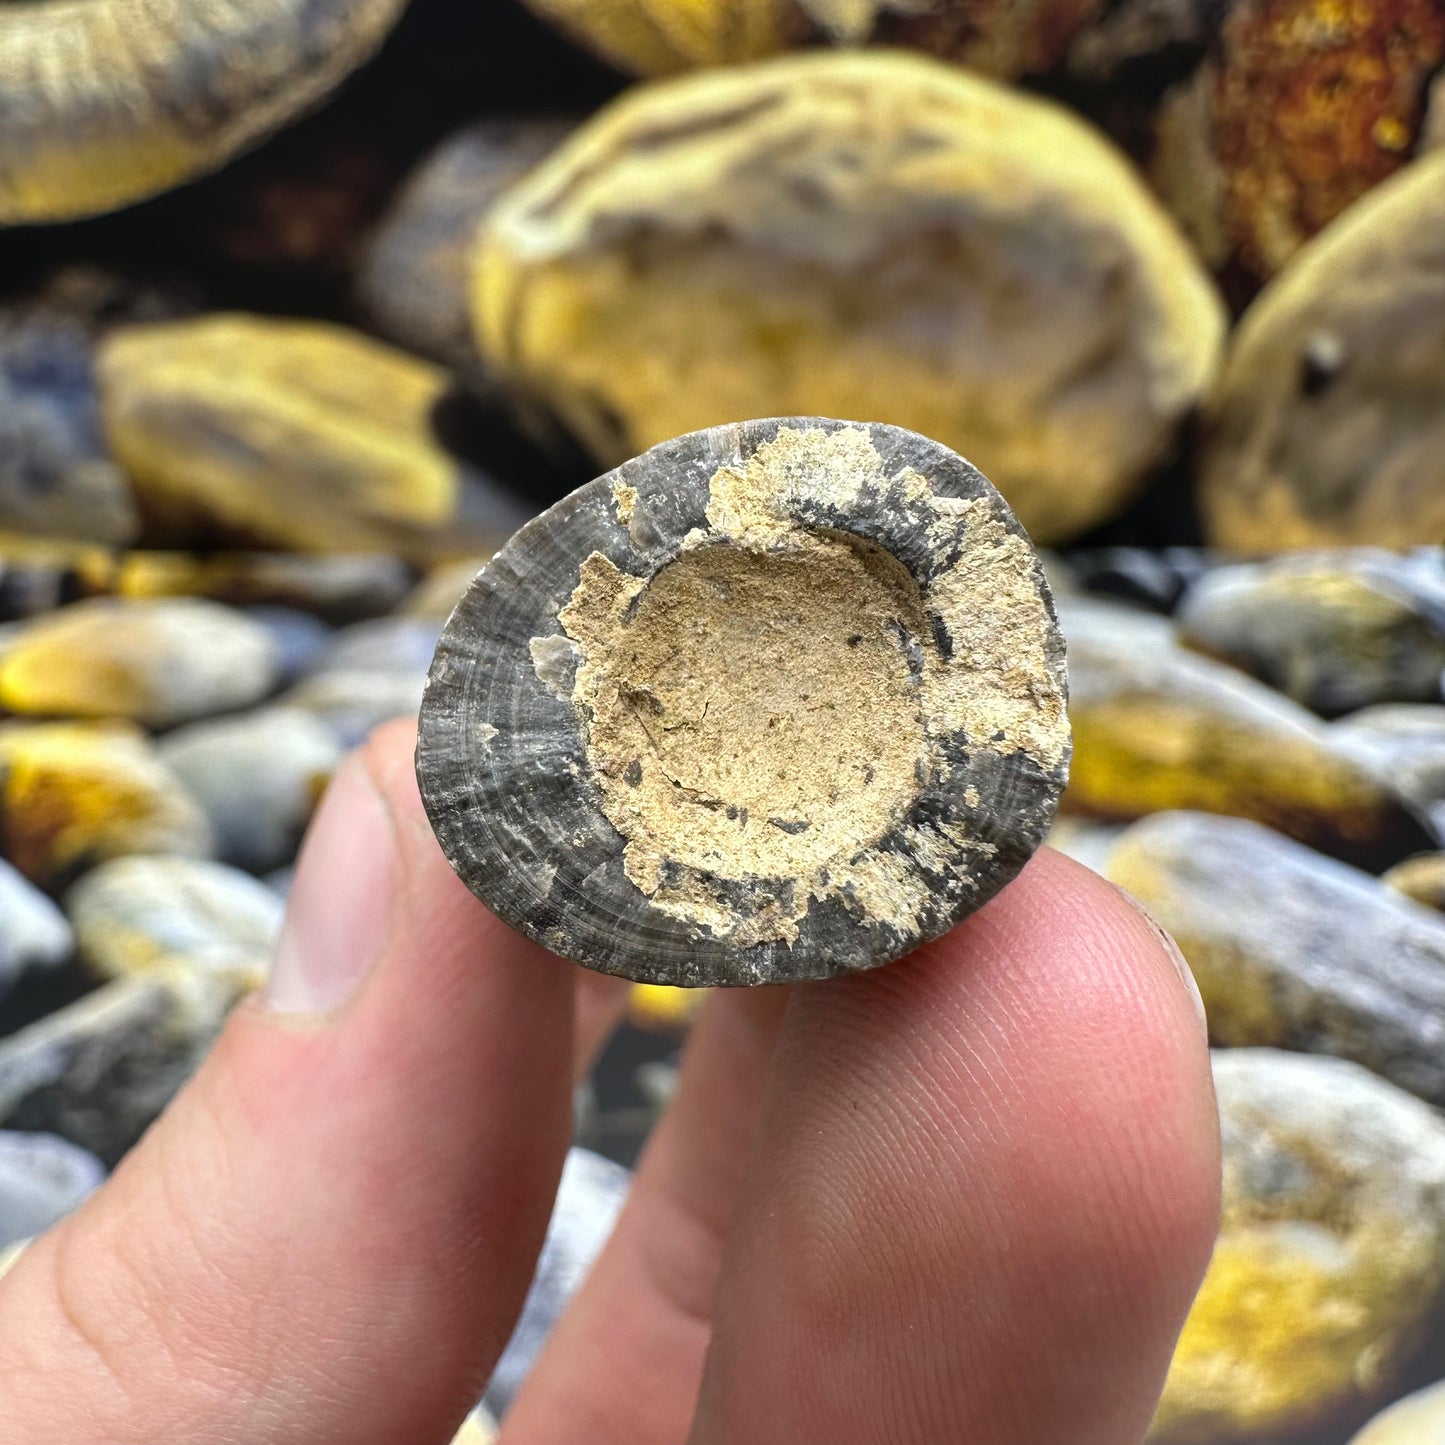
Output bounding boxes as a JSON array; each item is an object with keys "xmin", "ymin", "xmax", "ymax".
[{"xmin": 417, "ymin": 418, "xmax": 1071, "ymax": 986}]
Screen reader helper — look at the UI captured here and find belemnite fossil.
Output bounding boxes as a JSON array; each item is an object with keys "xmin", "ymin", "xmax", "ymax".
[{"xmin": 417, "ymin": 418, "xmax": 1071, "ymax": 986}]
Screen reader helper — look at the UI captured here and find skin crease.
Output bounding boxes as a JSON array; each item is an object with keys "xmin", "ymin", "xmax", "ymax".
[{"xmin": 0, "ymin": 721, "xmax": 1218, "ymax": 1445}]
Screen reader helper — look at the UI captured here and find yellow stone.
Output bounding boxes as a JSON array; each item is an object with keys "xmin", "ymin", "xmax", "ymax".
[
  {"xmin": 1350, "ymin": 1380, "xmax": 1445, "ymax": 1443},
  {"xmin": 1063, "ymin": 601, "xmax": 1431, "ymax": 867},
  {"xmin": 0, "ymin": 0, "xmax": 409, "ymax": 224},
  {"xmin": 0, "ymin": 598, "xmax": 279, "ymax": 729},
  {"xmin": 1382, "ymin": 853, "xmax": 1445, "ymax": 913},
  {"xmin": 474, "ymin": 51, "xmax": 1224, "ymax": 546},
  {"xmin": 99, "ymin": 316, "xmax": 495, "ymax": 562},
  {"xmin": 1151, "ymin": 1050, "xmax": 1445, "ymax": 1444},
  {"xmin": 518, "ymin": 0, "xmax": 802, "ymax": 74},
  {"xmin": 0, "ymin": 1241, "xmax": 26, "ymax": 1279},
  {"xmin": 1200, "ymin": 150, "xmax": 1445, "ymax": 550},
  {"xmin": 629, "ymin": 983, "xmax": 708, "ymax": 1032},
  {"xmin": 449, "ymin": 1412, "xmax": 499, "ymax": 1445},
  {"xmin": 0, "ymin": 722, "xmax": 212, "ymax": 886}
]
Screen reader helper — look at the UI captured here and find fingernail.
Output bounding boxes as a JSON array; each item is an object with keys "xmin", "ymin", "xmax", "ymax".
[
  {"xmin": 265, "ymin": 755, "xmax": 400, "ymax": 1018},
  {"xmin": 1116, "ymin": 887, "xmax": 1209, "ymax": 1041}
]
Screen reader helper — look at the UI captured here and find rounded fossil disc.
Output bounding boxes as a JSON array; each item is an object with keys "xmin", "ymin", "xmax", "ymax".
[{"xmin": 417, "ymin": 418, "xmax": 1071, "ymax": 986}]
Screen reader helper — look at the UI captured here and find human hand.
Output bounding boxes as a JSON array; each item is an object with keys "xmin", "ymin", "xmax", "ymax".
[{"xmin": 0, "ymin": 720, "xmax": 1219, "ymax": 1445}]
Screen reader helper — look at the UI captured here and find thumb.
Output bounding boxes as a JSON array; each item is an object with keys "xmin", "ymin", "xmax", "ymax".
[{"xmin": 0, "ymin": 721, "xmax": 576, "ymax": 1445}]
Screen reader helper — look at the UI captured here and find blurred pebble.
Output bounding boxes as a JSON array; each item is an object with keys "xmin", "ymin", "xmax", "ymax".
[
  {"xmin": 0, "ymin": 1131, "xmax": 104, "ymax": 1248},
  {"xmin": 1334, "ymin": 705, "xmax": 1445, "ymax": 836},
  {"xmin": 66, "ymin": 857, "xmax": 284, "ymax": 990},
  {"xmin": 1044, "ymin": 817, "xmax": 1124, "ymax": 875},
  {"xmin": 0, "ymin": 598, "xmax": 280, "ymax": 729},
  {"xmin": 96, "ymin": 551, "xmax": 412, "ymax": 623},
  {"xmin": 98, "ymin": 315, "xmax": 531, "ymax": 563},
  {"xmin": 486, "ymin": 1147, "xmax": 630, "ymax": 1415},
  {"xmin": 283, "ymin": 670, "xmax": 426, "ymax": 751},
  {"xmin": 402, "ymin": 556, "xmax": 490, "ymax": 621},
  {"xmin": 248, "ymin": 607, "xmax": 334, "ymax": 685},
  {"xmin": 0, "ymin": 971, "xmax": 238, "ymax": 1164},
  {"xmin": 1178, "ymin": 552, "xmax": 1445, "ymax": 716},
  {"xmin": 628, "ymin": 983, "xmax": 707, "ymax": 1033},
  {"xmin": 1153, "ymin": 1049, "xmax": 1445, "ymax": 1444},
  {"xmin": 1107, "ymin": 811, "xmax": 1445, "ymax": 1106},
  {"xmin": 318, "ymin": 616, "xmax": 443, "ymax": 676},
  {"xmin": 451, "ymin": 1409, "xmax": 499, "ymax": 1445},
  {"xmin": 359, "ymin": 118, "xmax": 575, "ymax": 386},
  {"xmin": 1349, "ymin": 1379, "xmax": 1445, "ymax": 1443},
  {"xmin": 634, "ymin": 1059, "xmax": 679, "ymax": 1110},
  {"xmin": 0, "ymin": 859, "xmax": 73, "ymax": 996},
  {"xmin": 159, "ymin": 707, "xmax": 340, "ymax": 873},
  {"xmin": 1200, "ymin": 150, "xmax": 1445, "ymax": 549},
  {"xmin": 1067, "ymin": 547, "xmax": 1212, "ymax": 615},
  {"xmin": 1062, "ymin": 600, "xmax": 1435, "ymax": 868},
  {"xmin": 0, "ymin": 1241, "xmax": 24, "ymax": 1277},
  {"xmin": 0, "ymin": 722, "xmax": 212, "ymax": 886},
  {"xmin": 0, "ymin": 310, "xmax": 137, "ymax": 547},
  {"xmin": 476, "ymin": 51, "xmax": 1223, "ymax": 545},
  {"xmin": 1381, "ymin": 853, "xmax": 1445, "ymax": 913}
]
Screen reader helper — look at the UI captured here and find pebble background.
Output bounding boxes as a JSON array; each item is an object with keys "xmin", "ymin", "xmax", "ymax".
[{"xmin": 3, "ymin": 2, "xmax": 1445, "ymax": 1442}]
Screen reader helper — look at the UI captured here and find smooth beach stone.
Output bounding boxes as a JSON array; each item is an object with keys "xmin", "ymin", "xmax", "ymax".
[
  {"xmin": 1335, "ymin": 705, "xmax": 1445, "ymax": 835},
  {"xmin": 0, "ymin": 598, "xmax": 280, "ymax": 729},
  {"xmin": 1067, "ymin": 547, "xmax": 1213, "ymax": 616},
  {"xmin": 0, "ymin": 860, "xmax": 73, "ymax": 998},
  {"xmin": 66, "ymin": 857, "xmax": 283, "ymax": 991},
  {"xmin": 318, "ymin": 617, "xmax": 445, "ymax": 678},
  {"xmin": 1381, "ymin": 853, "xmax": 1445, "ymax": 912},
  {"xmin": 98, "ymin": 316, "xmax": 531, "ymax": 562},
  {"xmin": 359, "ymin": 118, "xmax": 576, "ymax": 386},
  {"xmin": 249, "ymin": 608, "xmax": 334, "ymax": 687},
  {"xmin": 1106, "ymin": 811, "xmax": 1445, "ymax": 1105},
  {"xmin": 1147, "ymin": 0, "xmax": 1445, "ymax": 287},
  {"xmin": 1200, "ymin": 150, "xmax": 1445, "ymax": 550},
  {"xmin": 100, "ymin": 552, "xmax": 412, "ymax": 624},
  {"xmin": 1151, "ymin": 1049, "xmax": 1445, "ymax": 1445},
  {"xmin": 1178, "ymin": 552, "xmax": 1445, "ymax": 716},
  {"xmin": 0, "ymin": 1133, "xmax": 105, "ymax": 1249},
  {"xmin": 283, "ymin": 670, "xmax": 426, "ymax": 752},
  {"xmin": 1350, "ymin": 1380, "xmax": 1445, "ymax": 1444},
  {"xmin": 159, "ymin": 708, "xmax": 340, "ymax": 874},
  {"xmin": 0, "ymin": 722, "xmax": 212, "ymax": 887},
  {"xmin": 1045, "ymin": 817, "xmax": 1125, "ymax": 876},
  {"xmin": 403, "ymin": 557, "xmax": 492, "ymax": 622},
  {"xmin": 0, "ymin": 0, "xmax": 410, "ymax": 224},
  {"xmin": 487, "ymin": 1147, "xmax": 630, "ymax": 1414},
  {"xmin": 0, "ymin": 309, "xmax": 137, "ymax": 547},
  {"xmin": 0, "ymin": 971, "xmax": 241, "ymax": 1165},
  {"xmin": 474, "ymin": 51, "xmax": 1224, "ymax": 546},
  {"xmin": 1062, "ymin": 600, "xmax": 1434, "ymax": 867},
  {"xmin": 419, "ymin": 418, "xmax": 1070, "ymax": 986}
]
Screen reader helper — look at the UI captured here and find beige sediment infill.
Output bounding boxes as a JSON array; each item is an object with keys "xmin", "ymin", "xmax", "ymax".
[
  {"xmin": 0, "ymin": 0, "xmax": 410, "ymax": 224},
  {"xmin": 532, "ymin": 424, "xmax": 1068, "ymax": 945}
]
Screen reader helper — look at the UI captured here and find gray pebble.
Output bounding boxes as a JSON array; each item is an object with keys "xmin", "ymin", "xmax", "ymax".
[
  {"xmin": 159, "ymin": 707, "xmax": 341, "ymax": 873},
  {"xmin": 0, "ymin": 859, "xmax": 73, "ymax": 996},
  {"xmin": 0, "ymin": 1131, "xmax": 105, "ymax": 1247}
]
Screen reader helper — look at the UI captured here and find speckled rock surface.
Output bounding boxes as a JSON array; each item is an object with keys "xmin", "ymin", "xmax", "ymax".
[
  {"xmin": 359, "ymin": 118, "xmax": 575, "ymax": 386},
  {"xmin": 1200, "ymin": 150, "xmax": 1445, "ymax": 550},
  {"xmin": 1152, "ymin": 1049, "xmax": 1445, "ymax": 1444},
  {"xmin": 0, "ymin": 1132, "xmax": 105, "ymax": 1249},
  {"xmin": 1178, "ymin": 552, "xmax": 1445, "ymax": 716},
  {"xmin": 66, "ymin": 857, "xmax": 284, "ymax": 991},
  {"xmin": 474, "ymin": 51, "xmax": 1223, "ymax": 545},
  {"xmin": 0, "ymin": 598, "xmax": 280, "ymax": 728},
  {"xmin": 1147, "ymin": 0, "xmax": 1445, "ymax": 287},
  {"xmin": 159, "ymin": 707, "xmax": 341, "ymax": 873},
  {"xmin": 486, "ymin": 1147, "xmax": 630, "ymax": 1414},
  {"xmin": 1062, "ymin": 600, "xmax": 1434, "ymax": 867},
  {"xmin": 1107, "ymin": 811, "xmax": 1445, "ymax": 1106},
  {"xmin": 98, "ymin": 315, "xmax": 531, "ymax": 562},
  {"xmin": 1349, "ymin": 1379, "xmax": 1445, "ymax": 1443},
  {"xmin": 0, "ymin": 722, "xmax": 213, "ymax": 886},
  {"xmin": 0, "ymin": 972, "xmax": 238, "ymax": 1164},
  {"xmin": 0, "ymin": 859, "xmax": 72, "ymax": 997},
  {"xmin": 419, "ymin": 417, "xmax": 1070, "ymax": 985}
]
